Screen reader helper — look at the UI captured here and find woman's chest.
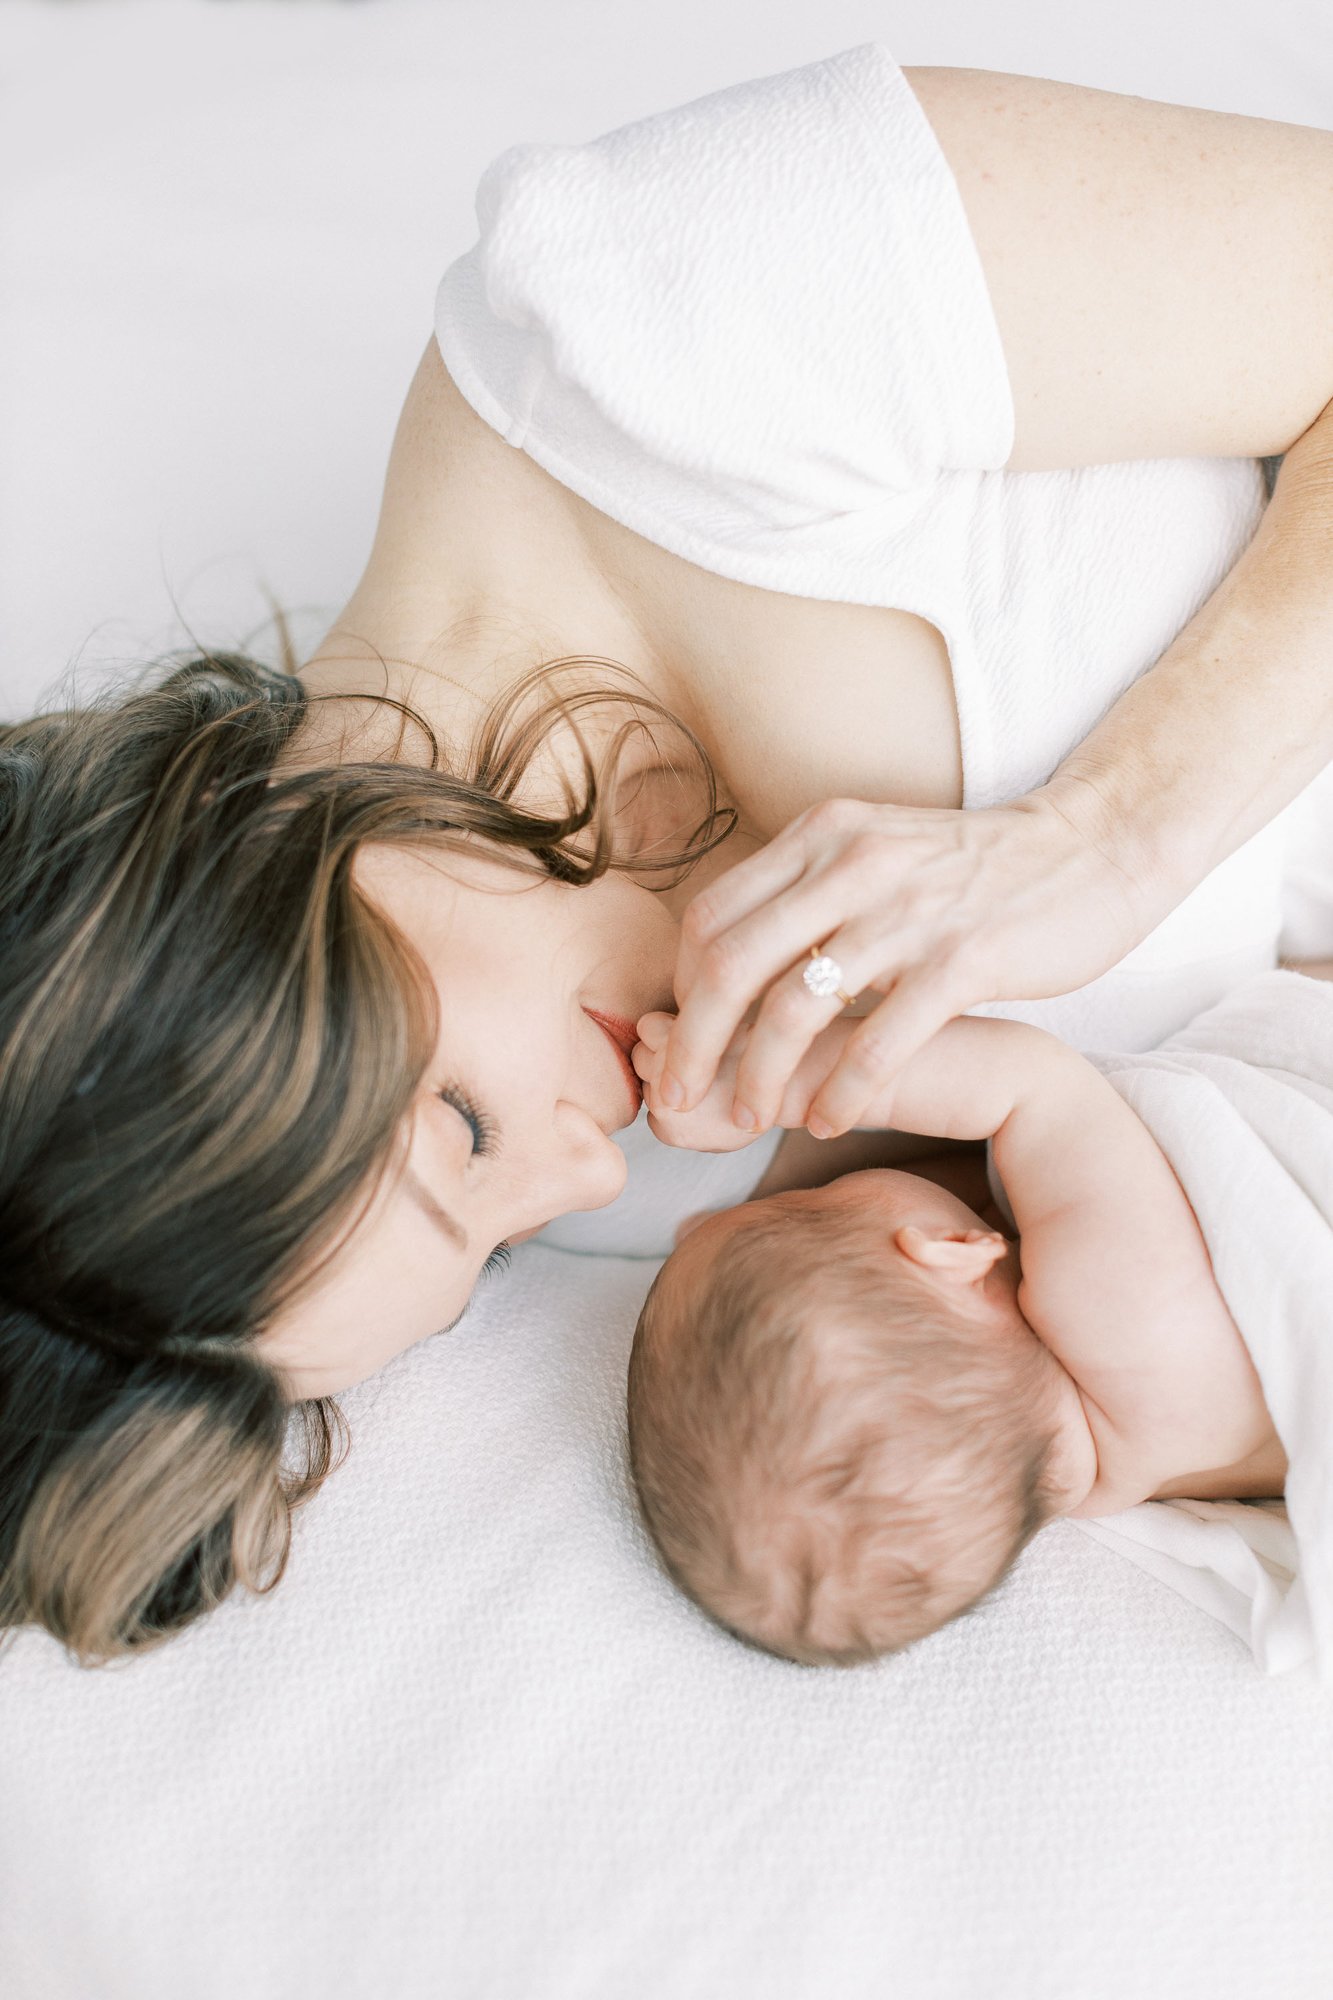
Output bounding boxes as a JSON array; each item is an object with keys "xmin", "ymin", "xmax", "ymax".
[
  {"xmin": 405, "ymin": 357, "xmax": 966, "ymax": 843},
  {"xmin": 583, "ymin": 504, "xmax": 965, "ymax": 845}
]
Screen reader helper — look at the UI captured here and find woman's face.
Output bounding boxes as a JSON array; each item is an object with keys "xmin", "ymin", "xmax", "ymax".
[{"xmin": 260, "ymin": 843, "xmax": 678, "ymax": 1397}]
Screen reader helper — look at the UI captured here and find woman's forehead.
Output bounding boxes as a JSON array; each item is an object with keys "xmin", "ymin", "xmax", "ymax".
[{"xmin": 352, "ymin": 841, "xmax": 473, "ymax": 904}]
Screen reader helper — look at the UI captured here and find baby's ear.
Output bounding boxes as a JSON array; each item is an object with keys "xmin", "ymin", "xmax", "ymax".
[{"xmin": 895, "ymin": 1223, "xmax": 1008, "ymax": 1284}]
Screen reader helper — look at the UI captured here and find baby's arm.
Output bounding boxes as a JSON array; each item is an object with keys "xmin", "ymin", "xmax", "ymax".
[
  {"xmin": 809, "ymin": 1014, "xmax": 1278, "ymax": 1510},
  {"xmin": 905, "ymin": 1023, "xmax": 1275, "ymax": 1512},
  {"xmin": 640, "ymin": 1008, "xmax": 1275, "ymax": 1509},
  {"xmin": 633, "ymin": 1011, "xmax": 992, "ymax": 1219},
  {"xmin": 634, "ymin": 1008, "xmax": 1018, "ymax": 1151}
]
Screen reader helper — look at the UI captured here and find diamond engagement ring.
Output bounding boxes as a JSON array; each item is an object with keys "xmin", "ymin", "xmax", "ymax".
[{"xmin": 803, "ymin": 946, "xmax": 856, "ymax": 1007}]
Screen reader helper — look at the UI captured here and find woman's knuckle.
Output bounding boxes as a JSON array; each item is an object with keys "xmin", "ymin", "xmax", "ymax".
[
  {"xmin": 848, "ymin": 1026, "xmax": 896, "ymax": 1077},
  {"xmin": 765, "ymin": 984, "xmax": 811, "ymax": 1033},
  {"xmin": 904, "ymin": 948, "xmax": 956, "ymax": 1010},
  {"xmin": 699, "ymin": 931, "xmax": 748, "ymax": 992},
  {"xmin": 681, "ymin": 896, "xmax": 718, "ymax": 946},
  {"xmin": 844, "ymin": 829, "xmax": 890, "ymax": 874},
  {"xmin": 806, "ymin": 796, "xmax": 858, "ymax": 838},
  {"xmin": 946, "ymin": 933, "xmax": 986, "ymax": 989}
]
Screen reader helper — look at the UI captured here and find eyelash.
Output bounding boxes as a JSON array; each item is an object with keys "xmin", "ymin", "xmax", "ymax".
[
  {"xmin": 438, "ymin": 1083, "xmax": 498, "ymax": 1157},
  {"xmin": 437, "ymin": 1085, "xmax": 510, "ymax": 1282}
]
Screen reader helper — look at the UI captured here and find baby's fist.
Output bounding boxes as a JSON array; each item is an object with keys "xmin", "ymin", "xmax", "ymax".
[{"xmin": 634, "ymin": 1012, "xmax": 757, "ymax": 1152}]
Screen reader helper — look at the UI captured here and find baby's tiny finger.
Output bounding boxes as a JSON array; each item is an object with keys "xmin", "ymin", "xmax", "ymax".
[
  {"xmin": 635, "ymin": 1011, "xmax": 675, "ymax": 1050},
  {"xmin": 632, "ymin": 1040, "xmax": 664, "ymax": 1083}
]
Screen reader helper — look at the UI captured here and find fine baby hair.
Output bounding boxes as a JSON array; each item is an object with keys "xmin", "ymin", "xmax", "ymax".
[{"xmin": 627, "ymin": 1189, "xmax": 1068, "ymax": 1666}]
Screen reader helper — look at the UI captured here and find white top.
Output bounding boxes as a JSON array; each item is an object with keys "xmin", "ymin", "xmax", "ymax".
[{"xmin": 435, "ymin": 42, "xmax": 1291, "ymax": 1253}]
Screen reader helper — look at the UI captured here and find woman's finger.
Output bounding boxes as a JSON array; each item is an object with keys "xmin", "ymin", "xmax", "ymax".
[
  {"xmin": 671, "ymin": 798, "xmax": 867, "ymax": 1000},
  {"xmin": 726, "ymin": 974, "xmax": 860, "ymax": 1131},
  {"xmin": 632, "ymin": 1038, "xmax": 665, "ymax": 1085},
  {"xmin": 804, "ymin": 972, "xmax": 962, "ymax": 1137},
  {"xmin": 670, "ymin": 828, "xmax": 814, "ymax": 1004},
  {"xmin": 726, "ymin": 919, "xmax": 897, "ymax": 1131},
  {"xmin": 659, "ymin": 865, "xmax": 874, "ymax": 1111}
]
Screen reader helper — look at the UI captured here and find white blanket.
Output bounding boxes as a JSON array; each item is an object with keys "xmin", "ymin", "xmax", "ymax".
[
  {"xmin": 1078, "ymin": 972, "xmax": 1333, "ymax": 1683},
  {"xmin": 6, "ymin": 7, "xmax": 1333, "ymax": 1995},
  {"xmin": 6, "ymin": 1241, "xmax": 1333, "ymax": 2000}
]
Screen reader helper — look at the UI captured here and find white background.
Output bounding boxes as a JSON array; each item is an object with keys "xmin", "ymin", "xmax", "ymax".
[
  {"xmin": 3, "ymin": 0, "xmax": 1332, "ymax": 718},
  {"xmin": 3, "ymin": 13, "xmax": 1333, "ymax": 2000}
]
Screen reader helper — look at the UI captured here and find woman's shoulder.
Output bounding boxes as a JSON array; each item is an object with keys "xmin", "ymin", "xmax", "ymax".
[{"xmin": 433, "ymin": 44, "xmax": 1013, "ymax": 551}]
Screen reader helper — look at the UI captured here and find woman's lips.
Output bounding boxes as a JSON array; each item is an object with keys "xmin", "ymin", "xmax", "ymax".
[{"xmin": 583, "ymin": 1008, "xmax": 645, "ymax": 1120}]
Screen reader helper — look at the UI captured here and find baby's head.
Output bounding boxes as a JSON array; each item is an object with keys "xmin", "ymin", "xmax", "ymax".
[{"xmin": 627, "ymin": 1170, "xmax": 1074, "ymax": 1666}]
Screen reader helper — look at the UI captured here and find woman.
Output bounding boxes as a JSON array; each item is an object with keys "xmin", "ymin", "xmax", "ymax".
[{"xmin": 2, "ymin": 48, "xmax": 1331, "ymax": 1659}]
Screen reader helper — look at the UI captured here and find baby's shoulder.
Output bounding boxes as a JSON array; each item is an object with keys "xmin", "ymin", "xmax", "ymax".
[{"xmin": 1004, "ymin": 1058, "xmax": 1263, "ymax": 1509}]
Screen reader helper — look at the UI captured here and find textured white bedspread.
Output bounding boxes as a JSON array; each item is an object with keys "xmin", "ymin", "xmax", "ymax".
[
  {"xmin": 4, "ymin": 1244, "xmax": 1333, "ymax": 2000},
  {"xmin": 5, "ymin": 3, "xmax": 1333, "ymax": 1995}
]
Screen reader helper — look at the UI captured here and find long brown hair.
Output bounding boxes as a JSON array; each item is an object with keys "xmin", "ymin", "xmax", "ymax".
[{"xmin": 0, "ymin": 640, "xmax": 731, "ymax": 1663}]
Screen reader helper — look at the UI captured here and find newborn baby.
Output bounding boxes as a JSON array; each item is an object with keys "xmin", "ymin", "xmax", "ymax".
[{"xmin": 628, "ymin": 1007, "xmax": 1290, "ymax": 1667}]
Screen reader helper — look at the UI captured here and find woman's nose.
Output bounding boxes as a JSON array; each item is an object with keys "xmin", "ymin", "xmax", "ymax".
[{"xmin": 547, "ymin": 1106, "xmax": 631, "ymax": 1215}]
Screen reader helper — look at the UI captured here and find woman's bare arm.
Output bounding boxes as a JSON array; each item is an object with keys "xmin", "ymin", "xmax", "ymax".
[
  {"xmin": 907, "ymin": 68, "xmax": 1333, "ymax": 467},
  {"xmin": 660, "ymin": 409, "xmax": 1333, "ymax": 1135},
  {"xmin": 658, "ymin": 74, "xmax": 1333, "ymax": 1134},
  {"xmin": 1036, "ymin": 404, "xmax": 1333, "ymax": 916}
]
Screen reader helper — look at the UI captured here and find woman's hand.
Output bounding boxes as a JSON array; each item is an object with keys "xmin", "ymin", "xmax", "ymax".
[{"xmin": 649, "ymin": 789, "xmax": 1153, "ymax": 1140}]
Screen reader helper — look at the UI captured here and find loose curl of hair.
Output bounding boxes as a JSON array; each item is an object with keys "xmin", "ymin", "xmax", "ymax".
[{"xmin": 0, "ymin": 636, "xmax": 733, "ymax": 1664}]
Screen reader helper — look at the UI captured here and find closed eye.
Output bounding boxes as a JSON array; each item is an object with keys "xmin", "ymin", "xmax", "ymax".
[
  {"xmin": 440, "ymin": 1240, "xmax": 513, "ymax": 1336},
  {"xmin": 481, "ymin": 1242, "xmax": 512, "ymax": 1280},
  {"xmin": 439, "ymin": 1083, "xmax": 499, "ymax": 1157}
]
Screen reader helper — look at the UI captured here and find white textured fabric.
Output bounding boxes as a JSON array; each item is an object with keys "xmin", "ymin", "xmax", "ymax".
[
  {"xmin": 438, "ymin": 40, "xmax": 1288, "ymax": 1074},
  {"xmin": 1281, "ymin": 759, "xmax": 1333, "ymax": 960},
  {"xmin": 4, "ymin": 1243, "xmax": 1333, "ymax": 2000},
  {"xmin": 437, "ymin": 45, "xmax": 1016, "ymax": 538},
  {"xmin": 1072, "ymin": 972, "xmax": 1333, "ymax": 1682},
  {"xmin": 6, "ymin": 11, "xmax": 1333, "ymax": 1996},
  {"xmin": 541, "ymin": 1113, "xmax": 783, "ymax": 1256}
]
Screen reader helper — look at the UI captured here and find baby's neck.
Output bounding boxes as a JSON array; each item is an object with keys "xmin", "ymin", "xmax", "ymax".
[{"xmin": 1033, "ymin": 1365, "xmax": 1101, "ymax": 1516}]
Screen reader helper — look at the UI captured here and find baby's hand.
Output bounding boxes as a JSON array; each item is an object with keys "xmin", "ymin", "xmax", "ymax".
[
  {"xmin": 634, "ymin": 1013, "xmax": 760, "ymax": 1151},
  {"xmin": 635, "ymin": 1011, "xmax": 855, "ymax": 1150}
]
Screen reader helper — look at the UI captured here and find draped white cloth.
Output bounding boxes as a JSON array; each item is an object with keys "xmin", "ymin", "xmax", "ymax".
[{"xmin": 1077, "ymin": 973, "xmax": 1333, "ymax": 1683}]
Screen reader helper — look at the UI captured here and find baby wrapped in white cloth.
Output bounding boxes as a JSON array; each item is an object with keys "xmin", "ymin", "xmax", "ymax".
[{"xmin": 627, "ymin": 971, "xmax": 1333, "ymax": 1681}]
